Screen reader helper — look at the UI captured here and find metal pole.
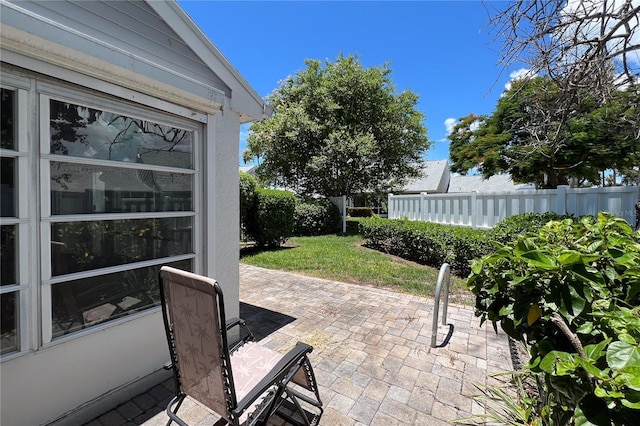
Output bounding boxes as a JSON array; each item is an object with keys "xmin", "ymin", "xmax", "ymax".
[{"xmin": 431, "ymin": 263, "xmax": 451, "ymax": 348}]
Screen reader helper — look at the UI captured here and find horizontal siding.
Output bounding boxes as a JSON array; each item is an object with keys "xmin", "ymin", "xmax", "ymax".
[{"xmin": 7, "ymin": 0, "xmax": 230, "ymax": 97}]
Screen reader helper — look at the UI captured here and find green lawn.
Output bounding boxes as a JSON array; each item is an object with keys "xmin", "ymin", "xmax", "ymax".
[{"xmin": 240, "ymin": 234, "xmax": 472, "ymax": 302}]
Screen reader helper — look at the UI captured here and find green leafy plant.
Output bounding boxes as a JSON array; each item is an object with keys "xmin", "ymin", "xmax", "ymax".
[
  {"xmin": 488, "ymin": 212, "xmax": 575, "ymax": 245},
  {"xmin": 245, "ymin": 188, "xmax": 295, "ymax": 247},
  {"xmin": 347, "ymin": 206, "xmax": 374, "ymax": 217},
  {"xmin": 455, "ymin": 371, "xmax": 561, "ymax": 426},
  {"xmin": 294, "ymin": 198, "xmax": 341, "ymax": 236},
  {"xmin": 359, "ymin": 218, "xmax": 490, "ymax": 277},
  {"xmin": 239, "ymin": 171, "xmax": 258, "ymax": 231},
  {"xmin": 468, "ymin": 213, "xmax": 640, "ymax": 425}
]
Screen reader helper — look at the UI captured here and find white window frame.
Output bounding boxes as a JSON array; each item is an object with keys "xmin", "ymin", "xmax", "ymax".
[
  {"xmin": 1, "ymin": 66, "xmax": 205, "ymax": 356},
  {"xmin": 0, "ymin": 73, "xmax": 37, "ymax": 360},
  {"xmin": 39, "ymin": 88, "xmax": 203, "ymax": 345}
]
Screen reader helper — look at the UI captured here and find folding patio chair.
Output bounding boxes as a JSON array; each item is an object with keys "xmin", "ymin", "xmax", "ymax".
[{"xmin": 159, "ymin": 266, "xmax": 323, "ymax": 426}]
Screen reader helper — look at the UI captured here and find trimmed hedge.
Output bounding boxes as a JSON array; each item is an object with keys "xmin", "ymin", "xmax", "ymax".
[
  {"xmin": 294, "ymin": 198, "xmax": 341, "ymax": 236},
  {"xmin": 239, "ymin": 172, "xmax": 258, "ymax": 230},
  {"xmin": 347, "ymin": 207, "xmax": 373, "ymax": 217},
  {"xmin": 487, "ymin": 212, "xmax": 575, "ymax": 245},
  {"xmin": 359, "ymin": 213, "xmax": 589, "ymax": 277},
  {"xmin": 359, "ymin": 218, "xmax": 491, "ymax": 277},
  {"xmin": 245, "ymin": 188, "xmax": 295, "ymax": 246}
]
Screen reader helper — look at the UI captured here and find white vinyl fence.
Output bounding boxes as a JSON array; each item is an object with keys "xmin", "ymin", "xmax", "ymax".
[{"xmin": 388, "ymin": 185, "xmax": 639, "ymax": 229}]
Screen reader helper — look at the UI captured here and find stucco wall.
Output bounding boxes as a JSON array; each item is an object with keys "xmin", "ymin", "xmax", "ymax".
[
  {"xmin": 206, "ymin": 102, "xmax": 241, "ymax": 319},
  {"xmin": 1, "ymin": 312, "xmax": 167, "ymax": 425}
]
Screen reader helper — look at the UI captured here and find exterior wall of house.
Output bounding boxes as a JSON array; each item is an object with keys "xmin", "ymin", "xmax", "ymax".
[
  {"xmin": 1, "ymin": 311, "xmax": 168, "ymax": 425},
  {"xmin": 0, "ymin": 1, "xmax": 253, "ymax": 424},
  {"xmin": 6, "ymin": 0, "xmax": 231, "ymax": 97},
  {"xmin": 206, "ymin": 101, "xmax": 242, "ymax": 320}
]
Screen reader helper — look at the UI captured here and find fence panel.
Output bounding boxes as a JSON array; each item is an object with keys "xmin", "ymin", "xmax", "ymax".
[{"xmin": 388, "ymin": 186, "xmax": 639, "ymax": 229}]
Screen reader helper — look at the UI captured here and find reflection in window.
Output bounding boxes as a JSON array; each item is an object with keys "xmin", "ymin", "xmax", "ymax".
[
  {"xmin": 50, "ymin": 162, "xmax": 193, "ymax": 215},
  {"xmin": 1, "ymin": 88, "xmax": 15, "ymax": 150},
  {"xmin": 49, "ymin": 99, "xmax": 193, "ymax": 167},
  {"xmin": 51, "ymin": 260, "xmax": 191, "ymax": 338},
  {"xmin": 1, "ymin": 292, "xmax": 17, "ymax": 354},
  {"xmin": 0, "ymin": 226, "xmax": 16, "ymax": 286},
  {"xmin": 1, "ymin": 157, "xmax": 15, "ymax": 217},
  {"xmin": 51, "ymin": 217, "xmax": 193, "ymax": 276}
]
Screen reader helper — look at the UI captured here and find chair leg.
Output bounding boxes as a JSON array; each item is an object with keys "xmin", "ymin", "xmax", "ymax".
[
  {"xmin": 165, "ymin": 394, "xmax": 186, "ymax": 426},
  {"xmin": 287, "ymin": 389, "xmax": 311, "ymax": 426}
]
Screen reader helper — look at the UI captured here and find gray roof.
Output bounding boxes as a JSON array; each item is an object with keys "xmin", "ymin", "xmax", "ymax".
[
  {"xmin": 447, "ymin": 174, "xmax": 533, "ymax": 193},
  {"xmin": 239, "ymin": 165, "xmax": 257, "ymax": 175},
  {"xmin": 399, "ymin": 160, "xmax": 450, "ymax": 194}
]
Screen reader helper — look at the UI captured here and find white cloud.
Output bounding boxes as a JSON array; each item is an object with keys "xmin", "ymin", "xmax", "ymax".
[
  {"xmin": 504, "ymin": 68, "xmax": 537, "ymax": 91},
  {"xmin": 444, "ymin": 117, "xmax": 482, "ymax": 137},
  {"xmin": 444, "ymin": 118, "xmax": 457, "ymax": 135},
  {"xmin": 560, "ymin": 0, "xmax": 640, "ymax": 67}
]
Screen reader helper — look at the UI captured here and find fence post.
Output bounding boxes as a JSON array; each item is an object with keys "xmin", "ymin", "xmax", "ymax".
[
  {"xmin": 556, "ymin": 185, "xmax": 568, "ymax": 215},
  {"xmin": 470, "ymin": 191, "xmax": 477, "ymax": 229},
  {"xmin": 388, "ymin": 193, "xmax": 394, "ymax": 219},
  {"xmin": 420, "ymin": 192, "xmax": 427, "ymax": 221}
]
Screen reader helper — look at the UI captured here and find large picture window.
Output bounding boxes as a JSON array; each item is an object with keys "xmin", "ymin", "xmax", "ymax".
[
  {"xmin": 1, "ymin": 70, "xmax": 202, "ymax": 356},
  {"xmin": 51, "ymin": 259, "xmax": 192, "ymax": 338},
  {"xmin": 43, "ymin": 96, "xmax": 199, "ymax": 341}
]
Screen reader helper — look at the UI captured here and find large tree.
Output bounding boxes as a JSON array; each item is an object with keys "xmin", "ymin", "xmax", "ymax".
[
  {"xmin": 448, "ymin": 77, "xmax": 639, "ymax": 187},
  {"xmin": 243, "ymin": 55, "xmax": 430, "ymax": 198},
  {"xmin": 474, "ymin": 0, "xmax": 640, "ymax": 188},
  {"xmin": 490, "ymin": 0, "xmax": 640, "ymax": 101}
]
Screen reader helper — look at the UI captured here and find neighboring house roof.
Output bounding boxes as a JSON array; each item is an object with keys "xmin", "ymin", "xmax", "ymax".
[
  {"xmin": 448, "ymin": 174, "xmax": 533, "ymax": 193},
  {"xmin": 399, "ymin": 160, "xmax": 450, "ymax": 194},
  {"xmin": 395, "ymin": 161, "xmax": 534, "ymax": 194},
  {"xmin": 239, "ymin": 165, "xmax": 257, "ymax": 175}
]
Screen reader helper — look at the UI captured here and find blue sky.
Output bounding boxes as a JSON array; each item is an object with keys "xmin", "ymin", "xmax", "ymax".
[{"xmin": 178, "ymin": 0, "xmax": 522, "ymax": 166}]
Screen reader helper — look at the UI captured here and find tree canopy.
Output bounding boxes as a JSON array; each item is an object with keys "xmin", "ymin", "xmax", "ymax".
[
  {"xmin": 490, "ymin": 0, "xmax": 640, "ymax": 100},
  {"xmin": 243, "ymin": 55, "xmax": 430, "ymax": 197},
  {"xmin": 448, "ymin": 77, "xmax": 639, "ymax": 188},
  {"xmin": 469, "ymin": 0, "xmax": 640, "ymax": 188}
]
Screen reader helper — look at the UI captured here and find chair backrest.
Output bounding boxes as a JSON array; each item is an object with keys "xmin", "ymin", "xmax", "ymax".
[{"xmin": 159, "ymin": 266, "xmax": 236, "ymax": 419}]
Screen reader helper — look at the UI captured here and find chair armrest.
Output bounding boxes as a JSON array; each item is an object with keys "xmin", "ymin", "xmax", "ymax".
[
  {"xmin": 234, "ymin": 341, "xmax": 313, "ymax": 417},
  {"xmin": 226, "ymin": 317, "xmax": 255, "ymax": 352},
  {"xmin": 225, "ymin": 317, "xmax": 245, "ymax": 330}
]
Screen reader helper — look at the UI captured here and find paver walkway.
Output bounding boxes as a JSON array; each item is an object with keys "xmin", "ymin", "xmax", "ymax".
[{"xmin": 82, "ymin": 264, "xmax": 512, "ymax": 426}]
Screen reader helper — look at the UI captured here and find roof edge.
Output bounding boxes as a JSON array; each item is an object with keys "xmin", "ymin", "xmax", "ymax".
[{"xmin": 149, "ymin": 0, "xmax": 271, "ymax": 122}]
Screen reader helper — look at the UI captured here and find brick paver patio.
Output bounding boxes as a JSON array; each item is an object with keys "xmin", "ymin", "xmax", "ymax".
[{"xmin": 81, "ymin": 264, "xmax": 512, "ymax": 426}]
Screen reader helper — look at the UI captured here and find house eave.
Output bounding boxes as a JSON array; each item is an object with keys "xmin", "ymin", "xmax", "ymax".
[
  {"xmin": 147, "ymin": 0, "xmax": 271, "ymax": 123},
  {"xmin": 0, "ymin": 23, "xmax": 222, "ymax": 119},
  {"xmin": 0, "ymin": 0, "xmax": 271, "ymax": 123}
]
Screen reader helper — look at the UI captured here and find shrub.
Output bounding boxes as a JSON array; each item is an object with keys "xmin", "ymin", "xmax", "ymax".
[
  {"xmin": 488, "ymin": 212, "xmax": 574, "ymax": 245},
  {"xmin": 467, "ymin": 213, "xmax": 640, "ymax": 425},
  {"xmin": 346, "ymin": 218, "xmax": 365, "ymax": 235},
  {"xmin": 239, "ymin": 172, "xmax": 258, "ymax": 230},
  {"xmin": 359, "ymin": 218, "xmax": 490, "ymax": 277},
  {"xmin": 245, "ymin": 188, "xmax": 295, "ymax": 246},
  {"xmin": 294, "ymin": 198, "xmax": 341, "ymax": 236},
  {"xmin": 347, "ymin": 207, "xmax": 373, "ymax": 217}
]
